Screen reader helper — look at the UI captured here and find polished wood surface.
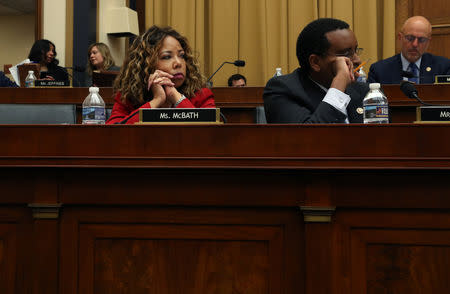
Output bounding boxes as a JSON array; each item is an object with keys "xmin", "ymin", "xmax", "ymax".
[
  {"xmin": 2, "ymin": 123, "xmax": 450, "ymax": 168},
  {"xmin": 383, "ymin": 84, "xmax": 450, "ymax": 122},
  {"xmin": 0, "ymin": 84, "xmax": 449, "ymax": 123},
  {"xmin": 2, "ymin": 84, "xmax": 446, "ymax": 105},
  {"xmin": 0, "ymin": 87, "xmax": 116, "ymax": 105},
  {"xmin": 0, "ymin": 87, "xmax": 264, "ymax": 107},
  {"xmin": 2, "ymin": 124, "xmax": 450, "ymax": 294}
]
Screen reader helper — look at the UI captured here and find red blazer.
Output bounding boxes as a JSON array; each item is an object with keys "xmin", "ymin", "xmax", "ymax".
[{"xmin": 106, "ymin": 88, "xmax": 215, "ymax": 124}]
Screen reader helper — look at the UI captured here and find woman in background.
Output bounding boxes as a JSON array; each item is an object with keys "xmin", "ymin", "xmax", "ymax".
[
  {"xmin": 85, "ymin": 42, "xmax": 120, "ymax": 86},
  {"xmin": 106, "ymin": 25, "xmax": 215, "ymax": 124},
  {"xmin": 28, "ymin": 39, "xmax": 68, "ymax": 82}
]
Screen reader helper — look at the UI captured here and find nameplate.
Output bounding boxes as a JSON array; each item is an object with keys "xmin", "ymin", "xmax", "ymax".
[
  {"xmin": 434, "ymin": 75, "xmax": 450, "ymax": 84},
  {"xmin": 416, "ymin": 106, "xmax": 450, "ymax": 123},
  {"xmin": 35, "ymin": 80, "xmax": 70, "ymax": 87},
  {"xmin": 139, "ymin": 108, "xmax": 221, "ymax": 124}
]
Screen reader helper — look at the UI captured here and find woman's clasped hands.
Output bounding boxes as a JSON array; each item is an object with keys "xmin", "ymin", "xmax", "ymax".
[{"xmin": 147, "ymin": 70, "xmax": 182, "ymax": 108}]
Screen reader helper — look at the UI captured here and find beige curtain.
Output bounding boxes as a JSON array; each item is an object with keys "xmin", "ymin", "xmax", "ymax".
[{"xmin": 146, "ymin": 0, "xmax": 395, "ymax": 86}]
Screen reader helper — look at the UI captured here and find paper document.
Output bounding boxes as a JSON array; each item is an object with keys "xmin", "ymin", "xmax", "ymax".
[{"xmin": 9, "ymin": 59, "xmax": 31, "ymax": 86}]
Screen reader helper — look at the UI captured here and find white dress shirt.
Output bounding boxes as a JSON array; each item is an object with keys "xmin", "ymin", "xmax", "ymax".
[{"xmin": 310, "ymin": 77, "xmax": 351, "ymax": 123}]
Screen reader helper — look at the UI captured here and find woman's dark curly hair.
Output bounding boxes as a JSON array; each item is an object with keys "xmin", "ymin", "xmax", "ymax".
[
  {"xmin": 114, "ymin": 25, "xmax": 205, "ymax": 108},
  {"xmin": 28, "ymin": 39, "xmax": 60, "ymax": 69}
]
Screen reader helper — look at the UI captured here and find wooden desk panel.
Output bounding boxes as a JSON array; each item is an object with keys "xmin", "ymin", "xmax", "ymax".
[
  {"xmin": 2, "ymin": 124, "xmax": 450, "ymax": 294},
  {"xmin": 1, "ymin": 84, "xmax": 449, "ymax": 123},
  {"xmin": 0, "ymin": 87, "xmax": 265, "ymax": 107},
  {"xmin": 2, "ymin": 124, "xmax": 450, "ymax": 168}
]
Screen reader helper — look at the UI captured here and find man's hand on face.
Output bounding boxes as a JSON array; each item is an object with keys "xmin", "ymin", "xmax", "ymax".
[{"xmin": 331, "ymin": 56, "xmax": 355, "ymax": 92}]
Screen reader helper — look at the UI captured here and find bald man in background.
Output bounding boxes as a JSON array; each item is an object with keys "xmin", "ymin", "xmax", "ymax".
[{"xmin": 368, "ymin": 16, "xmax": 450, "ymax": 84}]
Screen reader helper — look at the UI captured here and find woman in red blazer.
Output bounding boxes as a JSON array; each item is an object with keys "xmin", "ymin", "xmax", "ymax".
[{"xmin": 106, "ymin": 26, "xmax": 215, "ymax": 124}]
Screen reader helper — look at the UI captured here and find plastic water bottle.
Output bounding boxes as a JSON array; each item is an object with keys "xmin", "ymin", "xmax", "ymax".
[
  {"xmin": 25, "ymin": 70, "xmax": 37, "ymax": 87},
  {"xmin": 82, "ymin": 87, "xmax": 106, "ymax": 124},
  {"xmin": 363, "ymin": 83, "xmax": 389, "ymax": 124},
  {"xmin": 357, "ymin": 67, "xmax": 367, "ymax": 83},
  {"xmin": 274, "ymin": 67, "xmax": 282, "ymax": 77}
]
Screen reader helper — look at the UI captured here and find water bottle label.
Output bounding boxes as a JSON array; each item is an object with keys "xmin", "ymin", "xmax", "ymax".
[
  {"xmin": 364, "ymin": 105, "xmax": 388, "ymax": 119},
  {"xmin": 25, "ymin": 80, "xmax": 34, "ymax": 88},
  {"xmin": 82, "ymin": 107, "xmax": 105, "ymax": 122}
]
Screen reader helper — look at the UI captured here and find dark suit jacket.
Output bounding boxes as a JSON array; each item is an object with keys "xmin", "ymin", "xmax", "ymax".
[
  {"xmin": 40, "ymin": 65, "xmax": 69, "ymax": 82},
  {"xmin": 0, "ymin": 71, "xmax": 18, "ymax": 87},
  {"xmin": 263, "ymin": 68, "xmax": 369, "ymax": 123},
  {"xmin": 368, "ymin": 53, "xmax": 450, "ymax": 84}
]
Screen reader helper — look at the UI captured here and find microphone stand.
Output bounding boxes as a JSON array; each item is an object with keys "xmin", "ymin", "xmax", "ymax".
[
  {"xmin": 400, "ymin": 81, "xmax": 435, "ymax": 106},
  {"xmin": 206, "ymin": 61, "xmax": 245, "ymax": 87},
  {"xmin": 206, "ymin": 62, "xmax": 236, "ymax": 85},
  {"xmin": 413, "ymin": 95, "xmax": 433, "ymax": 106},
  {"xmin": 65, "ymin": 67, "xmax": 85, "ymax": 87}
]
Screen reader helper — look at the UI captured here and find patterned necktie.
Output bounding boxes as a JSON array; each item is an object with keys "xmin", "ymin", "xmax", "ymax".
[{"xmin": 408, "ymin": 63, "xmax": 419, "ymax": 84}]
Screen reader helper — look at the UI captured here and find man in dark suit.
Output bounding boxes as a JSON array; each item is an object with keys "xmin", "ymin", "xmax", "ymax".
[
  {"xmin": 0, "ymin": 71, "xmax": 18, "ymax": 87},
  {"xmin": 264, "ymin": 18, "xmax": 369, "ymax": 123},
  {"xmin": 368, "ymin": 16, "xmax": 450, "ymax": 84}
]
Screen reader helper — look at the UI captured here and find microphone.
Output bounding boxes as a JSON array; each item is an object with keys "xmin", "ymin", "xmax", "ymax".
[
  {"xmin": 402, "ymin": 70, "xmax": 415, "ymax": 79},
  {"xmin": 233, "ymin": 60, "xmax": 245, "ymax": 67},
  {"xmin": 206, "ymin": 60, "xmax": 246, "ymax": 86},
  {"xmin": 64, "ymin": 66, "xmax": 86, "ymax": 87},
  {"xmin": 400, "ymin": 80, "xmax": 418, "ymax": 99},
  {"xmin": 400, "ymin": 81, "xmax": 432, "ymax": 106}
]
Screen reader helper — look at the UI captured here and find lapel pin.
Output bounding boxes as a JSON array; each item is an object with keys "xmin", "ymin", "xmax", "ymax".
[
  {"xmin": 357, "ymin": 107, "xmax": 363, "ymax": 114},
  {"xmin": 426, "ymin": 67, "xmax": 431, "ymax": 72}
]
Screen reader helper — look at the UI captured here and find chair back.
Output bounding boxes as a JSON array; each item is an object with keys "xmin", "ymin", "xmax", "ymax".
[
  {"xmin": 255, "ymin": 106, "xmax": 267, "ymax": 124},
  {"xmin": 0, "ymin": 104, "xmax": 76, "ymax": 124},
  {"xmin": 3, "ymin": 64, "xmax": 12, "ymax": 74},
  {"xmin": 106, "ymin": 108, "xmax": 112, "ymax": 119},
  {"xmin": 17, "ymin": 63, "xmax": 41, "ymax": 87}
]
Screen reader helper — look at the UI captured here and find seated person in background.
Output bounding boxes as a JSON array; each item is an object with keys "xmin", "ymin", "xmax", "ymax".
[
  {"xmin": 107, "ymin": 25, "xmax": 215, "ymax": 124},
  {"xmin": 264, "ymin": 18, "xmax": 368, "ymax": 123},
  {"xmin": 28, "ymin": 39, "xmax": 69, "ymax": 82},
  {"xmin": 368, "ymin": 16, "xmax": 450, "ymax": 84},
  {"xmin": 85, "ymin": 42, "xmax": 120, "ymax": 86},
  {"xmin": 0, "ymin": 71, "xmax": 18, "ymax": 87},
  {"xmin": 228, "ymin": 73, "xmax": 246, "ymax": 87}
]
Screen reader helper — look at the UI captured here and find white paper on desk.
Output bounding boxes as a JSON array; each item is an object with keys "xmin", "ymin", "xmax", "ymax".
[{"xmin": 9, "ymin": 59, "xmax": 31, "ymax": 87}]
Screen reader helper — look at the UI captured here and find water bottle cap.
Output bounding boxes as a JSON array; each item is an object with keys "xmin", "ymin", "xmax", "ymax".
[
  {"xmin": 28, "ymin": 70, "xmax": 34, "ymax": 74},
  {"xmin": 369, "ymin": 83, "xmax": 381, "ymax": 90},
  {"xmin": 89, "ymin": 86, "xmax": 99, "ymax": 93}
]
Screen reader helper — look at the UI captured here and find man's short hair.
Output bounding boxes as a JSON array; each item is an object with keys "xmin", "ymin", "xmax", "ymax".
[
  {"xmin": 227, "ymin": 74, "xmax": 247, "ymax": 86},
  {"xmin": 296, "ymin": 18, "xmax": 349, "ymax": 72}
]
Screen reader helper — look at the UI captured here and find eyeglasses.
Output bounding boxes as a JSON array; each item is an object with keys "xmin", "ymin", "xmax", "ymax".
[
  {"xmin": 403, "ymin": 34, "xmax": 430, "ymax": 44},
  {"xmin": 333, "ymin": 48, "xmax": 364, "ymax": 59}
]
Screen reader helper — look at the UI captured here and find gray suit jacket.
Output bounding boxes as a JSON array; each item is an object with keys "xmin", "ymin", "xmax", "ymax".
[{"xmin": 263, "ymin": 68, "xmax": 369, "ymax": 123}]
